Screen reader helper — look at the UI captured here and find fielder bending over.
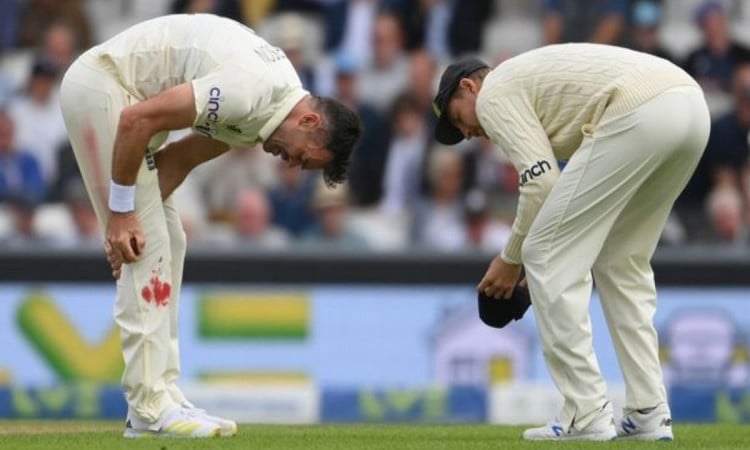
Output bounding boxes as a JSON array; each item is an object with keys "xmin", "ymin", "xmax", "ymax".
[{"xmin": 433, "ymin": 43, "xmax": 709, "ymax": 441}]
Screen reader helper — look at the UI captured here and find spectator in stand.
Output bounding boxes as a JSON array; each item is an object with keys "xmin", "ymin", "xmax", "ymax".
[
  {"xmin": 412, "ymin": 147, "xmax": 466, "ymax": 251},
  {"xmin": 464, "ymin": 189, "xmax": 511, "ymax": 253},
  {"xmin": 268, "ymin": 161, "xmax": 317, "ymax": 237},
  {"xmin": 0, "ymin": 111, "xmax": 45, "ymax": 204},
  {"xmin": 231, "ymin": 187, "xmax": 290, "ymax": 249},
  {"xmin": 42, "ymin": 22, "xmax": 79, "ymax": 73},
  {"xmin": 679, "ymin": 62, "xmax": 750, "ymax": 241},
  {"xmin": 7, "ymin": 58, "xmax": 67, "ymax": 189},
  {"xmin": 191, "ymin": 145, "xmax": 277, "ymax": 223},
  {"xmin": 683, "ymin": 1, "xmax": 750, "ymax": 95},
  {"xmin": 706, "ymin": 185, "xmax": 747, "ymax": 244},
  {"xmin": 300, "ymin": 179, "xmax": 369, "ymax": 249},
  {"xmin": 0, "ymin": 111, "xmax": 45, "ymax": 247},
  {"xmin": 626, "ymin": 0, "xmax": 676, "ymax": 63},
  {"xmin": 333, "ymin": 52, "xmax": 388, "ymax": 207},
  {"xmin": 357, "ymin": 10, "xmax": 410, "ymax": 112},
  {"xmin": 261, "ymin": 13, "xmax": 318, "ymax": 93},
  {"xmin": 16, "ymin": 0, "xmax": 92, "ymax": 49},
  {"xmin": 701, "ymin": 63, "xmax": 750, "ymax": 242},
  {"xmin": 542, "ymin": 0, "xmax": 628, "ymax": 46},
  {"xmin": 380, "ymin": 92, "xmax": 430, "ymax": 216}
]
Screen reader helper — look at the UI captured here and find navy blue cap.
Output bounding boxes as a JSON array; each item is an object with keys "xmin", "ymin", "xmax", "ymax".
[
  {"xmin": 433, "ymin": 57, "xmax": 489, "ymax": 145},
  {"xmin": 478, "ymin": 285, "xmax": 531, "ymax": 328}
]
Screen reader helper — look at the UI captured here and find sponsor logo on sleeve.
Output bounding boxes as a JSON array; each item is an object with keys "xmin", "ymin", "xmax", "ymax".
[
  {"xmin": 519, "ymin": 160, "xmax": 552, "ymax": 186},
  {"xmin": 195, "ymin": 86, "xmax": 223, "ymax": 137}
]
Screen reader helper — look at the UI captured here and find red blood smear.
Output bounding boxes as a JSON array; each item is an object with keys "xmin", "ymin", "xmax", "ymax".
[
  {"xmin": 141, "ymin": 286, "xmax": 152, "ymax": 303},
  {"xmin": 150, "ymin": 276, "xmax": 171, "ymax": 306},
  {"xmin": 141, "ymin": 276, "xmax": 171, "ymax": 307}
]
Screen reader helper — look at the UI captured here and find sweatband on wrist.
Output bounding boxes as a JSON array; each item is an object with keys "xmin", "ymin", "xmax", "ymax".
[{"xmin": 109, "ymin": 181, "xmax": 136, "ymax": 212}]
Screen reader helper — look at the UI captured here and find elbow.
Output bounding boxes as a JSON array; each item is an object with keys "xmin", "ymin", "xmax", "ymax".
[
  {"xmin": 118, "ymin": 107, "xmax": 138, "ymax": 133},
  {"xmin": 118, "ymin": 106, "xmax": 155, "ymax": 138}
]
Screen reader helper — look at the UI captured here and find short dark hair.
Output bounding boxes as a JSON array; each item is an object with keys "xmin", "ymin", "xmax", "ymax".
[
  {"xmin": 313, "ymin": 96, "xmax": 362, "ymax": 187},
  {"xmin": 468, "ymin": 67, "xmax": 491, "ymax": 82}
]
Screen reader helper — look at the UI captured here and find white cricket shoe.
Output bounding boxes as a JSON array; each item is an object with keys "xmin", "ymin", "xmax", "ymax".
[
  {"xmin": 124, "ymin": 406, "xmax": 221, "ymax": 438},
  {"xmin": 522, "ymin": 402, "xmax": 617, "ymax": 441},
  {"xmin": 182, "ymin": 401, "xmax": 238, "ymax": 437},
  {"xmin": 617, "ymin": 402, "xmax": 673, "ymax": 441}
]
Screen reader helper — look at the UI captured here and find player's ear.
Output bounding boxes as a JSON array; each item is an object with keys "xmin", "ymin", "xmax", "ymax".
[
  {"xmin": 299, "ymin": 112, "xmax": 322, "ymax": 129},
  {"xmin": 458, "ymin": 78, "xmax": 477, "ymax": 94}
]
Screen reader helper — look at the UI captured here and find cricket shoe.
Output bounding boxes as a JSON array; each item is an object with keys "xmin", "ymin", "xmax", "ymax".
[
  {"xmin": 617, "ymin": 402, "xmax": 673, "ymax": 441},
  {"xmin": 182, "ymin": 401, "xmax": 238, "ymax": 437},
  {"xmin": 123, "ymin": 406, "xmax": 221, "ymax": 438},
  {"xmin": 522, "ymin": 402, "xmax": 617, "ymax": 441}
]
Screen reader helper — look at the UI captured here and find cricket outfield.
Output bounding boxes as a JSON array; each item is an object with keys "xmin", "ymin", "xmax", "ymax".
[{"xmin": 0, "ymin": 422, "xmax": 747, "ymax": 449}]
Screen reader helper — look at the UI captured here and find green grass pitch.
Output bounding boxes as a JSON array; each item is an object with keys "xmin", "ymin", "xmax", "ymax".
[{"xmin": 0, "ymin": 422, "xmax": 748, "ymax": 449}]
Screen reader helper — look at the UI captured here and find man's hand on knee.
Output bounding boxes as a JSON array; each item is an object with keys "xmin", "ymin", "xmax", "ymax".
[
  {"xmin": 106, "ymin": 211, "xmax": 146, "ymax": 264},
  {"xmin": 104, "ymin": 241, "xmax": 123, "ymax": 280}
]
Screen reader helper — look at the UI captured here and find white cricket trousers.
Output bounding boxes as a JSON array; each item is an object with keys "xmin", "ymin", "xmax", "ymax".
[
  {"xmin": 521, "ymin": 86, "xmax": 710, "ymax": 429},
  {"xmin": 59, "ymin": 59, "xmax": 188, "ymax": 424}
]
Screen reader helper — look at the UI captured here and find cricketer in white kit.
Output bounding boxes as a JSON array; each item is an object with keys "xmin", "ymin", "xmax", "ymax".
[
  {"xmin": 59, "ymin": 14, "xmax": 361, "ymax": 438},
  {"xmin": 432, "ymin": 43, "xmax": 710, "ymax": 441}
]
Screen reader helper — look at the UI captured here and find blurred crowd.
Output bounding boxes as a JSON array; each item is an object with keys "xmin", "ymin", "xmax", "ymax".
[{"xmin": 0, "ymin": 0, "xmax": 749, "ymax": 253}]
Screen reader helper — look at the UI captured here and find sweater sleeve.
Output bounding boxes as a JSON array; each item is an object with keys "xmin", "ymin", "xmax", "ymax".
[{"xmin": 476, "ymin": 90, "xmax": 560, "ymax": 264}]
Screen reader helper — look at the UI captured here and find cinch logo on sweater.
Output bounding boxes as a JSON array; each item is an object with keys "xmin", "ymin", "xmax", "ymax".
[
  {"xmin": 519, "ymin": 160, "xmax": 552, "ymax": 186},
  {"xmin": 195, "ymin": 87, "xmax": 222, "ymax": 137}
]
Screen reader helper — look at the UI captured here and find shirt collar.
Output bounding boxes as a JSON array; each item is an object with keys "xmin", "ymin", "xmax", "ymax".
[{"xmin": 258, "ymin": 88, "xmax": 309, "ymax": 142}]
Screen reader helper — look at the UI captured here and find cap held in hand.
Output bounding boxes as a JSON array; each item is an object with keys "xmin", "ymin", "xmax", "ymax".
[{"xmin": 477, "ymin": 285, "xmax": 532, "ymax": 328}]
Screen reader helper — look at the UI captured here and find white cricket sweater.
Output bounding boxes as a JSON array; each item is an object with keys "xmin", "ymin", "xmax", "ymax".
[
  {"xmin": 79, "ymin": 14, "xmax": 307, "ymax": 149},
  {"xmin": 476, "ymin": 43, "xmax": 700, "ymax": 264}
]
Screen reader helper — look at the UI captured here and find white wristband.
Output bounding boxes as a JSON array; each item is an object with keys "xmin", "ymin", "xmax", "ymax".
[{"xmin": 109, "ymin": 181, "xmax": 136, "ymax": 212}]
